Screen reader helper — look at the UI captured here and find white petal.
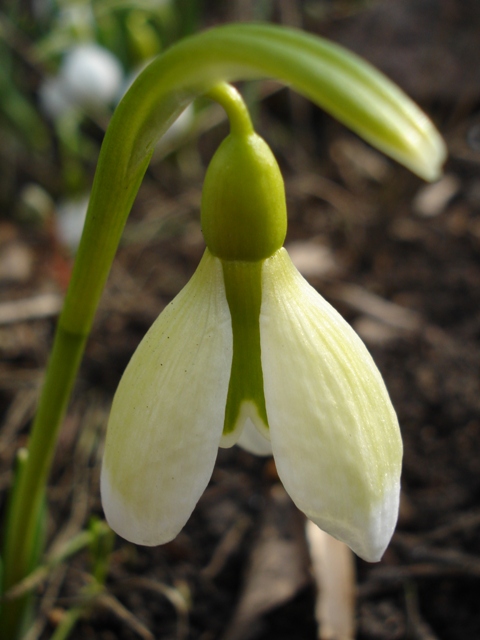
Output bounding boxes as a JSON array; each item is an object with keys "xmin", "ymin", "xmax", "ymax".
[
  {"xmin": 101, "ymin": 250, "xmax": 232, "ymax": 545},
  {"xmin": 260, "ymin": 249, "xmax": 402, "ymax": 562},
  {"xmin": 235, "ymin": 414, "xmax": 272, "ymax": 456}
]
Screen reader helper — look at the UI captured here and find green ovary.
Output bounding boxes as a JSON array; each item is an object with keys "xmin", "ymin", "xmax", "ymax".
[
  {"xmin": 201, "ymin": 132, "xmax": 287, "ymax": 262},
  {"xmin": 222, "ymin": 259, "xmax": 269, "ymax": 437}
]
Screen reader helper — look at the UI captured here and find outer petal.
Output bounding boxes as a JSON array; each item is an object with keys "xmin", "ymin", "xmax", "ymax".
[
  {"xmin": 101, "ymin": 250, "xmax": 232, "ymax": 545},
  {"xmin": 260, "ymin": 249, "xmax": 402, "ymax": 562}
]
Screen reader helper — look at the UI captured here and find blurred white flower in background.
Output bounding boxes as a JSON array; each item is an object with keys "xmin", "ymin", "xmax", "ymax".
[
  {"xmin": 55, "ymin": 193, "xmax": 90, "ymax": 252},
  {"xmin": 40, "ymin": 44, "xmax": 124, "ymax": 119},
  {"xmin": 60, "ymin": 44, "xmax": 124, "ymax": 109}
]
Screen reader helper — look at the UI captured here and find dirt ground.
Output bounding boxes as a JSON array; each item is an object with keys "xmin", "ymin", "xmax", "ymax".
[{"xmin": 1, "ymin": 1, "xmax": 480, "ymax": 639}]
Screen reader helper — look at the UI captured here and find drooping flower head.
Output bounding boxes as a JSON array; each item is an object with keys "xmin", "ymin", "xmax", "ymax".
[{"xmin": 101, "ymin": 85, "xmax": 403, "ymax": 562}]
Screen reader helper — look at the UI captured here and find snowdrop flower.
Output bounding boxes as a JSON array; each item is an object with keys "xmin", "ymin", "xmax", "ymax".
[
  {"xmin": 40, "ymin": 44, "xmax": 123, "ymax": 119},
  {"xmin": 101, "ymin": 124, "xmax": 402, "ymax": 562},
  {"xmin": 39, "ymin": 75, "xmax": 74, "ymax": 121},
  {"xmin": 55, "ymin": 193, "xmax": 90, "ymax": 252},
  {"xmin": 60, "ymin": 44, "xmax": 123, "ymax": 109}
]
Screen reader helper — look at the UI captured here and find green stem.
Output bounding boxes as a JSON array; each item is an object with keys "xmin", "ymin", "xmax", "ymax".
[
  {"xmin": 49, "ymin": 606, "xmax": 83, "ymax": 640},
  {"xmin": 205, "ymin": 83, "xmax": 253, "ymax": 136},
  {"xmin": 1, "ymin": 328, "xmax": 87, "ymax": 637},
  {"xmin": 4, "ymin": 526, "xmax": 110, "ymax": 603}
]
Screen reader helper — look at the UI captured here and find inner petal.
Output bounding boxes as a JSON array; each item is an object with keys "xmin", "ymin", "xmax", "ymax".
[
  {"xmin": 221, "ymin": 399, "xmax": 270, "ymax": 449},
  {"xmin": 236, "ymin": 413, "xmax": 272, "ymax": 456},
  {"xmin": 219, "ymin": 259, "xmax": 269, "ymax": 447}
]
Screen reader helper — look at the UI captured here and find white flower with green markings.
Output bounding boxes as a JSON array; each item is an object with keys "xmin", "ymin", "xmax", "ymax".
[
  {"xmin": 102, "ymin": 103, "xmax": 404, "ymax": 562},
  {"xmin": 1, "ymin": 26, "xmax": 448, "ymax": 637}
]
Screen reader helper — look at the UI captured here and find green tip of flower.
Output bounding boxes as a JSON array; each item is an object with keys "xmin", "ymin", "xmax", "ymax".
[{"xmin": 201, "ymin": 132, "xmax": 287, "ymax": 261}]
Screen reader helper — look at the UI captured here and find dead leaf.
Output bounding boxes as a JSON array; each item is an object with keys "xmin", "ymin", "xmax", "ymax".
[
  {"xmin": 306, "ymin": 522, "xmax": 356, "ymax": 640},
  {"xmin": 222, "ymin": 485, "xmax": 311, "ymax": 640}
]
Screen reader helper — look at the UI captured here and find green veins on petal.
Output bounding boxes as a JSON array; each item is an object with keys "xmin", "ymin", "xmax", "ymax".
[
  {"xmin": 260, "ymin": 249, "xmax": 402, "ymax": 562},
  {"xmin": 101, "ymin": 250, "xmax": 232, "ymax": 546}
]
